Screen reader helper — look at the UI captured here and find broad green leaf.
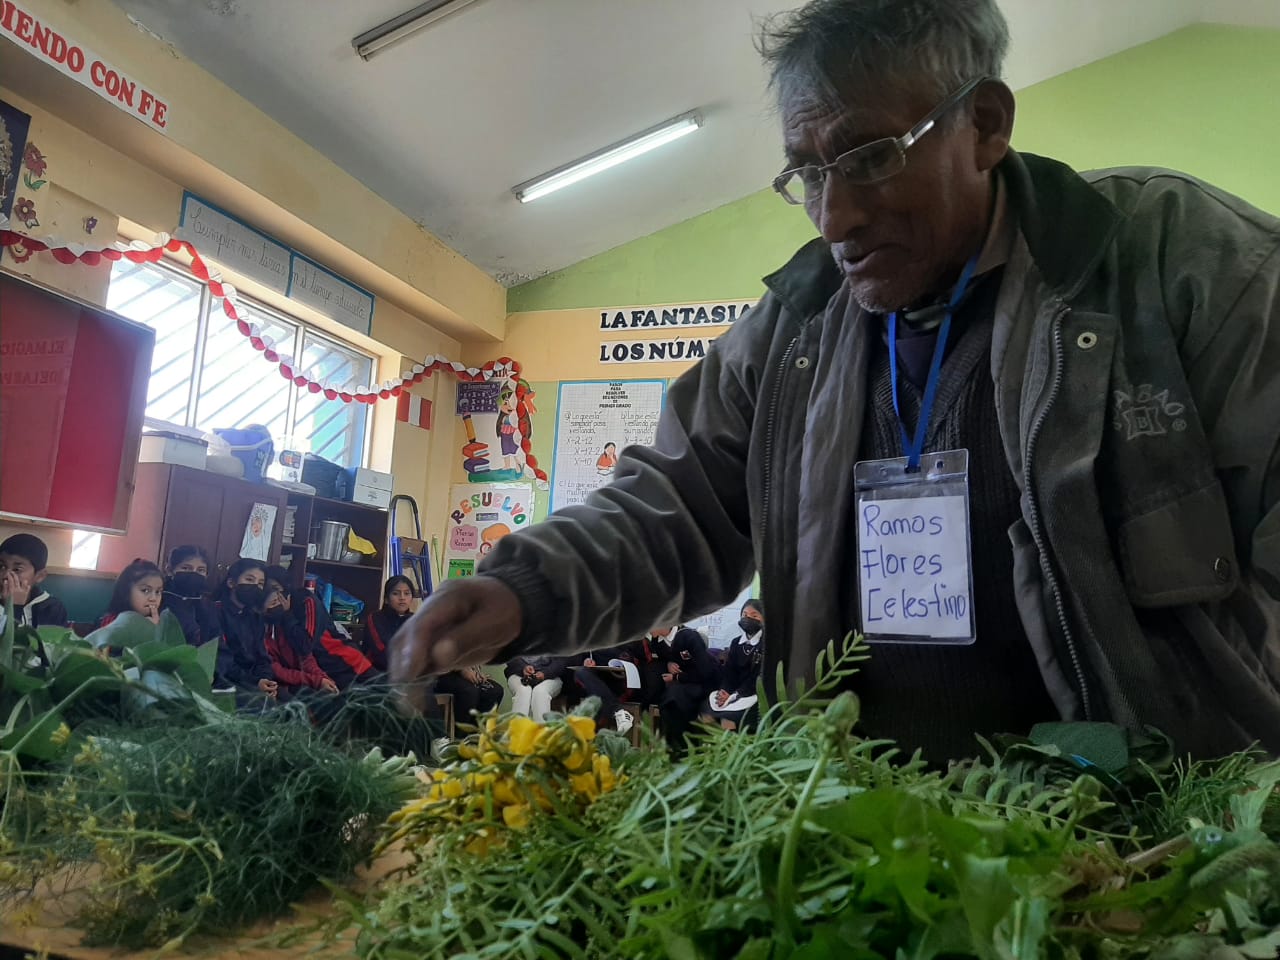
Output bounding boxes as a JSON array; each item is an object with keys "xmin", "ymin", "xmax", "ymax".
[
  {"xmin": 50, "ymin": 649, "xmax": 121, "ymax": 699},
  {"xmin": 992, "ymin": 896, "xmax": 1051, "ymax": 960},
  {"xmin": 0, "ymin": 705, "xmax": 67, "ymax": 760},
  {"xmin": 953, "ymin": 854, "xmax": 1016, "ymax": 960},
  {"xmin": 195, "ymin": 638, "xmax": 218, "ymax": 685}
]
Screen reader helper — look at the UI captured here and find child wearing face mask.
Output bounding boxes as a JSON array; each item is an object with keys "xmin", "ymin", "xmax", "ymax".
[
  {"xmin": 99, "ymin": 559, "xmax": 167, "ymax": 627},
  {"xmin": 262, "ymin": 577, "xmax": 339, "ymax": 700},
  {"xmin": 161, "ymin": 544, "xmax": 221, "ymax": 647},
  {"xmin": 704, "ymin": 598, "xmax": 765, "ymax": 732},
  {"xmin": 213, "ymin": 557, "xmax": 278, "ymax": 703}
]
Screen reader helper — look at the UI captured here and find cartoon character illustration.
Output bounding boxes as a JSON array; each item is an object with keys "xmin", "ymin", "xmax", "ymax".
[
  {"xmin": 479, "ymin": 523, "xmax": 512, "ymax": 557},
  {"xmin": 596, "ymin": 442, "xmax": 618, "ymax": 476},
  {"xmin": 497, "ymin": 387, "xmax": 520, "ymax": 471}
]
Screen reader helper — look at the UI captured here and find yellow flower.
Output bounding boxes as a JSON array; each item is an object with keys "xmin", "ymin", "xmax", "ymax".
[
  {"xmin": 492, "ymin": 775, "xmax": 522, "ymax": 807},
  {"xmin": 481, "ymin": 750, "xmax": 503, "ymax": 766},
  {"xmin": 457, "ymin": 742, "xmax": 480, "ymax": 760},
  {"xmin": 502, "ymin": 803, "xmax": 531, "ymax": 830},
  {"xmin": 569, "ymin": 770, "xmax": 600, "ymax": 802},
  {"xmin": 507, "ymin": 716, "xmax": 543, "ymax": 756},
  {"xmin": 50, "ymin": 722, "xmax": 72, "ymax": 748},
  {"xmin": 431, "ymin": 768, "xmax": 449, "ymax": 782},
  {"xmin": 565, "ymin": 715, "xmax": 596, "ymax": 741},
  {"xmin": 467, "ymin": 770, "xmax": 497, "ymax": 791},
  {"xmin": 441, "ymin": 777, "xmax": 465, "ymax": 800},
  {"xmin": 593, "ymin": 753, "xmax": 618, "ymax": 793}
]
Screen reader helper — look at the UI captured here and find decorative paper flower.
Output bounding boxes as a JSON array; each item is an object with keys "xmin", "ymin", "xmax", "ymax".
[
  {"xmin": 7, "ymin": 239, "xmax": 34, "ymax": 264},
  {"xmin": 23, "ymin": 143, "xmax": 46, "ymax": 177},
  {"xmin": 22, "ymin": 143, "xmax": 46, "ymax": 190},
  {"xmin": 84, "ymin": 215, "xmax": 98, "ymax": 234},
  {"xmin": 14, "ymin": 196, "xmax": 38, "ymax": 228}
]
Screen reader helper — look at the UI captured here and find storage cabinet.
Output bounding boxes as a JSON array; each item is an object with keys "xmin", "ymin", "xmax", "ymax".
[
  {"xmin": 98, "ymin": 463, "xmax": 289, "ymax": 589},
  {"xmin": 99, "ymin": 464, "xmax": 389, "ymax": 626}
]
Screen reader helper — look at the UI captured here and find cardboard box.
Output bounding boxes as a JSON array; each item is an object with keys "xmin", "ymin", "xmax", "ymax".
[
  {"xmin": 343, "ymin": 466, "xmax": 393, "ymax": 509},
  {"xmin": 139, "ymin": 433, "xmax": 208, "ymax": 470}
]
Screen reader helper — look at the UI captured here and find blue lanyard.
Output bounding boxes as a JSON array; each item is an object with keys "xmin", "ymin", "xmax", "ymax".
[{"xmin": 888, "ymin": 253, "xmax": 981, "ymax": 471}]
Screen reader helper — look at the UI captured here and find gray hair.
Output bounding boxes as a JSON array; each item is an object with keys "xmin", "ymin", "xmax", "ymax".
[{"xmin": 757, "ymin": 0, "xmax": 1009, "ymax": 112}]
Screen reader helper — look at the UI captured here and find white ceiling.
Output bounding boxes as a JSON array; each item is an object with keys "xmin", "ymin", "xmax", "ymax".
[{"xmin": 108, "ymin": 0, "xmax": 1270, "ymax": 287}]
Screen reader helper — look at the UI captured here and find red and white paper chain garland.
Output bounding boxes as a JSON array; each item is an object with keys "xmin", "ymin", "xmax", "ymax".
[{"xmin": 0, "ymin": 217, "xmax": 549, "ymax": 482}]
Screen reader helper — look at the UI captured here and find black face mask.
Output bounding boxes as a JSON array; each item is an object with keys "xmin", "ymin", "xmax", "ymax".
[
  {"xmin": 738, "ymin": 617, "xmax": 763, "ymax": 637},
  {"xmin": 234, "ymin": 583, "xmax": 266, "ymax": 608},
  {"xmin": 169, "ymin": 572, "xmax": 207, "ymax": 598}
]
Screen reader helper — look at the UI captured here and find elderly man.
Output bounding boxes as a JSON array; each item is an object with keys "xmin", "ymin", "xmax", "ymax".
[{"xmin": 397, "ymin": 0, "xmax": 1280, "ymax": 760}]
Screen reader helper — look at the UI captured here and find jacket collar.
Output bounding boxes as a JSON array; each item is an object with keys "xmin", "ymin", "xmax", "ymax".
[{"xmin": 761, "ymin": 149, "xmax": 1125, "ymax": 316}]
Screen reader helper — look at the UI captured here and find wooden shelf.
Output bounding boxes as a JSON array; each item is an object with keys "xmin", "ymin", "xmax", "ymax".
[
  {"xmin": 280, "ymin": 541, "xmax": 308, "ymax": 550},
  {"xmin": 307, "ymin": 557, "xmax": 382, "ymax": 572}
]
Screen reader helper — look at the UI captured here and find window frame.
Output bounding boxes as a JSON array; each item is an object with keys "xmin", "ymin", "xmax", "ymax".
[{"xmin": 107, "ymin": 256, "xmax": 377, "ymax": 468}]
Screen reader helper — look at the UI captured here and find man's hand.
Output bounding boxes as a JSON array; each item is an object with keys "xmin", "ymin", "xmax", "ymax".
[
  {"xmin": 320, "ymin": 677, "xmax": 339, "ymax": 695},
  {"xmin": 390, "ymin": 578, "xmax": 523, "ymax": 701},
  {"xmin": 714, "ymin": 689, "xmax": 731, "ymax": 708},
  {"xmin": 523, "ymin": 664, "xmax": 536, "ymax": 677},
  {"xmin": 259, "ymin": 678, "xmax": 278, "ymax": 698},
  {"xmin": 667, "ymin": 661, "xmax": 681, "ymax": 675}
]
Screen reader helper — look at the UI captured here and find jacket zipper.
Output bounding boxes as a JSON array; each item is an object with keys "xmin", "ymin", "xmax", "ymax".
[
  {"xmin": 1023, "ymin": 316, "xmax": 1094, "ymax": 720},
  {"xmin": 759, "ymin": 335, "xmax": 800, "ymax": 544}
]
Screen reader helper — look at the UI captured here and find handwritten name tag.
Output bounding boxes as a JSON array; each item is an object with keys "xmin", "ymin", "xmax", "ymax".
[{"xmin": 856, "ymin": 493, "xmax": 974, "ymax": 642}]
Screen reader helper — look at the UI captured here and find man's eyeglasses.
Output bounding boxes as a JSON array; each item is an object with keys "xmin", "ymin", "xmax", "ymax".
[{"xmin": 772, "ymin": 76, "xmax": 988, "ymax": 205}]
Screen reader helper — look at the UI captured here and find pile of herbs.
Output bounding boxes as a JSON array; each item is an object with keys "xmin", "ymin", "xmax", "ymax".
[
  {"xmin": 0, "ymin": 599, "xmax": 418, "ymax": 950},
  {"xmin": 351, "ymin": 638, "xmax": 1280, "ymax": 960}
]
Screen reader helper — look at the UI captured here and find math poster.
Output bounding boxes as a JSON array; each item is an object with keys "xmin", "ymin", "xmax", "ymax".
[
  {"xmin": 550, "ymin": 380, "xmax": 665, "ymax": 511},
  {"xmin": 444, "ymin": 482, "xmax": 535, "ymax": 578}
]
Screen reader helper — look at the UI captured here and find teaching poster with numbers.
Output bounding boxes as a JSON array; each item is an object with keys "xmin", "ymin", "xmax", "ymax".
[{"xmin": 550, "ymin": 380, "xmax": 666, "ymax": 511}]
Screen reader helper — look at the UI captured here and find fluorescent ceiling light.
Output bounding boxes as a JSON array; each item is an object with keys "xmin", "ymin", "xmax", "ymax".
[
  {"xmin": 353, "ymin": 0, "xmax": 482, "ymax": 61},
  {"xmin": 512, "ymin": 110, "xmax": 704, "ymax": 204}
]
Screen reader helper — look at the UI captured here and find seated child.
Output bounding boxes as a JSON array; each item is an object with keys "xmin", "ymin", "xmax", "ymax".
[
  {"xmin": 435, "ymin": 666, "xmax": 504, "ymax": 720},
  {"xmin": 0, "ymin": 533, "xmax": 70, "ymax": 630},
  {"xmin": 161, "ymin": 544, "xmax": 221, "ymax": 647},
  {"xmin": 262, "ymin": 579, "xmax": 339, "ymax": 700},
  {"xmin": 99, "ymin": 558, "xmax": 166, "ymax": 626},
  {"xmin": 364, "ymin": 575, "xmax": 414, "ymax": 672},
  {"xmin": 213, "ymin": 558, "xmax": 277, "ymax": 702}
]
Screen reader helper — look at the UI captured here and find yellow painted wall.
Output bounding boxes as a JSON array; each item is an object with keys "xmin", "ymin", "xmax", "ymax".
[
  {"xmin": 0, "ymin": 87, "xmax": 458, "ymax": 566},
  {"xmin": 1, "ymin": 0, "xmax": 506, "ymax": 342}
]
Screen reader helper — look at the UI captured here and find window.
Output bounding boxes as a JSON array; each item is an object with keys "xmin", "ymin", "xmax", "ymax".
[{"xmin": 106, "ymin": 259, "xmax": 375, "ymax": 468}]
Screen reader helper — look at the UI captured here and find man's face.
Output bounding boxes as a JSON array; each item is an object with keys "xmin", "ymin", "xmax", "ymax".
[{"xmin": 782, "ymin": 82, "xmax": 994, "ymax": 312}]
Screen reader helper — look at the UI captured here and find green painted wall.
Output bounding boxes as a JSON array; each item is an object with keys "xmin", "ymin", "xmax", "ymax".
[
  {"xmin": 508, "ymin": 23, "xmax": 1280, "ymax": 314},
  {"xmin": 508, "ymin": 188, "xmax": 817, "ymax": 313},
  {"xmin": 1013, "ymin": 24, "xmax": 1280, "ymax": 215}
]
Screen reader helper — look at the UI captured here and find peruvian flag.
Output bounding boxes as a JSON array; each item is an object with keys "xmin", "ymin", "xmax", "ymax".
[{"xmin": 396, "ymin": 392, "xmax": 432, "ymax": 430}]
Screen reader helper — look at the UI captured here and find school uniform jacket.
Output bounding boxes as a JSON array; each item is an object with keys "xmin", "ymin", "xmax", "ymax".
[{"xmin": 214, "ymin": 600, "xmax": 273, "ymax": 689}]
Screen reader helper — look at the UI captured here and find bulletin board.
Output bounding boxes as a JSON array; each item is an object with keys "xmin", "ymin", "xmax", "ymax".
[
  {"xmin": 549, "ymin": 380, "xmax": 665, "ymax": 511},
  {"xmin": 443, "ymin": 482, "xmax": 535, "ymax": 579},
  {"xmin": 0, "ymin": 272, "xmax": 153, "ymax": 533}
]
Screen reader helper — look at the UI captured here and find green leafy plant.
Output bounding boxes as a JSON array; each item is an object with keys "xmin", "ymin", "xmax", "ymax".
[
  {"xmin": 344, "ymin": 636, "xmax": 1280, "ymax": 960},
  {"xmin": 1, "ymin": 720, "xmax": 418, "ymax": 949}
]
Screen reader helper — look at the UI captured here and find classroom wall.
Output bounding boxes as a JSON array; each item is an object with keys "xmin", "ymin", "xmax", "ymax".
[
  {"xmin": 508, "ymin": 23, "xmax": 1280, "ymax": 319},
  {"xmin": 0, "ymin": 87, "xmax": 460, "ymax": 567},
  {"xmin": 443, "ymin": 22, "xmax": 1280, "ymax": 543}
]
